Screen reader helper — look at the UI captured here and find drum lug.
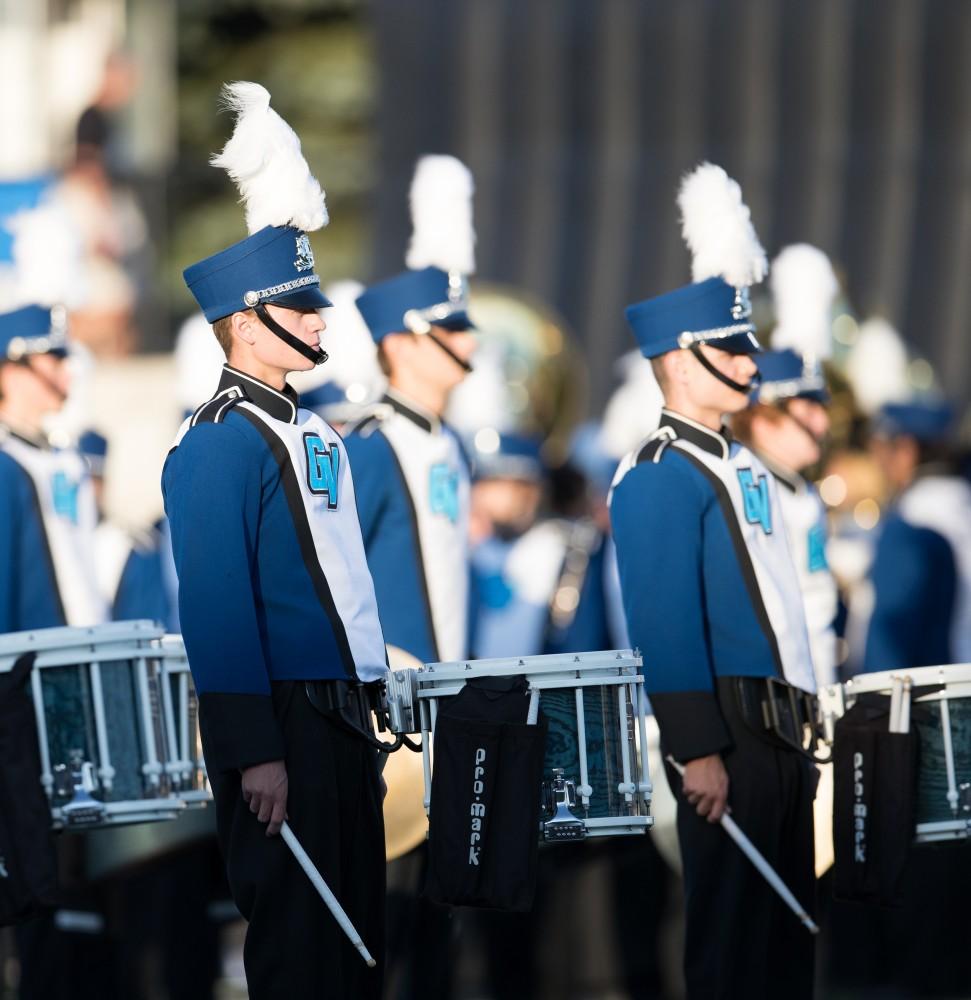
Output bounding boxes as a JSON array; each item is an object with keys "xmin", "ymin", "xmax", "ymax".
[
  {"xmin": 541, "ymin": 768, "xmax": 586, "ymax": 843},
  {"xmin": 54, "ymin": 752, "xmax": 106, "ymax": 827}
]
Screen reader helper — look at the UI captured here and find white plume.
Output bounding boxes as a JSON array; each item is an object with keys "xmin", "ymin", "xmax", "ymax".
[
  {"xmin": 175, "ymin": 313, "xmax": 227, "ymax": 413},
  {"xmin": 600, "ymin": 351, "xmax": 665, "ymax": 458},
  {"xmin": 211, "ymin": 81, "xmax": 328, "ymax": 235},
  {"xmin": 678, "ymin": 162, "xmax": 767, "ymax": 288},
  {"xmin": 5, "ymin": 200, "xmax": 86, "ymax": 310},
  {"xmin": 770, "ymin": 244, "xmax": 838, "ymax": 361},
  {"xmin": 845, "ymin": 317, "xmax": 910, "ymax": 415},
  {"xmin": 405, "ymin": 155, "xmax": 476, "ymax": 274}
]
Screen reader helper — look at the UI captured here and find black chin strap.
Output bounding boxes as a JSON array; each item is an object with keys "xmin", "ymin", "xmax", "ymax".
[
  {"xmin": 427, "ymin": 330, "xmax": 473, "ymax": 373},
  {"xmin": 253, "ymin": 303, "xmax": 328, "ymax": 367},
  {"xmin": 689, "ymin": 343, "xmax": 759, "ymax": 397},
  {"xmin": 17, "ymin": 358, "xmax": 68, "ymax": 403}
]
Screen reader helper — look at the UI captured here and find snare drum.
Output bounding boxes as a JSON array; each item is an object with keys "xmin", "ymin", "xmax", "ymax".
[
  {"xmin": 0, "ymin": 621, "xmax": 191, "ymax": 829},
  {"xmin": 386, "ymin": 649, "xmax": 653, "ymax": 841},
  {"xmin": 835, "ymin": 663, "xmax": 971, "ymax": 843}
]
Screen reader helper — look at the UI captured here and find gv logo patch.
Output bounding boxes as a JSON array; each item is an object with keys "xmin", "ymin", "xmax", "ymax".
[
  {"xmin": 303, "ymin": 433, "xmax": 339, "ymax": 509},
  {"xmin": 808, "ymin": 522, "xmax": 828, "ymax": 572},
  {"xmin": 737, "ymin": 469, "xmax": 772, "ymax": 534},
  {"xmin": 294, "ymin": 233, "xmax": 315, "ymax": 272},
  {"xmin": 51, "ymin": 471, "xmax": 79, "ymax": 524},
  {"xmin": 429, "ymin": 463, "xmax": 459, "ymax": 523}
]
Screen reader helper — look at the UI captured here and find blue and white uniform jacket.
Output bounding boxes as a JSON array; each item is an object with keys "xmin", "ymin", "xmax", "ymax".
[
  {"xmin": 761, "ymin": 458, "xmax": 839, "ymax": 687},
  {"xmin": 345, "ymin": 389, "xmax": 470, "ymax": 664},
  {"xmin": 609, "ymin": 409, "xmax": 815, "ymax": 762},
  {"xmin": 0, "ymin": 424, "xmax": 106, "ymax": 633},
  {"xmin": 862, "ymin": 471, "xmax": 971, "ymax": 673},
  {"xmin": 162, "ymin": 365, "xmax": 388, "ymax": 772},
  {"xmin": 469, "ymin": 519, "xmax": 623, "ymax": 659}
]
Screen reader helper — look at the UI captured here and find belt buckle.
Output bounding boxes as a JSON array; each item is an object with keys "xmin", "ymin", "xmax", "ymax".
[{"xmin": 763, "ymin": 677, "xmax": 802, "ymax": 751}]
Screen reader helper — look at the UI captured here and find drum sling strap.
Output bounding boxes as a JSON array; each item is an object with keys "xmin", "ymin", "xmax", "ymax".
[
  {"xmin": 0, "ymin": 653, "xmax": 59, "ymax": 925},
  {"xmin": 424, "ymin": 675, "xmax": 548, "ymax": 911},
  {"xmin": 832, "ymin": 694, "xmax": 920, "ymax": 905}
]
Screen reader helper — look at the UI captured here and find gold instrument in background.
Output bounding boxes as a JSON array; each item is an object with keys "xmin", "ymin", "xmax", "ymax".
[{"xmin": 447, "ymin": 281, "xmax": 586, "ymax": 461}]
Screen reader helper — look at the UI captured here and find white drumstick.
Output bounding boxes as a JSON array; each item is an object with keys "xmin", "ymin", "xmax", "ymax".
[
  {"xmin": 281, "ymin": 821, "xmax": 377, "ymax": 967},
  {"xmin": 666, "ymin": 757, "xmax": 819, "ymax": 935}
]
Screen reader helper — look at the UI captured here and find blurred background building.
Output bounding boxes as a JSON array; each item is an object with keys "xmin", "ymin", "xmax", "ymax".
[{"xmin": 3, "ymin": 0, "xmax": 969, "ymax": 410}]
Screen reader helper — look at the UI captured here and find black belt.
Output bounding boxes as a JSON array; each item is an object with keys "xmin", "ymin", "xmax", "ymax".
[
  {"xmin": 303, "ymin": 679, "xmax": 419, "ymax": 754},
  {"xmin": 733, "ymin": 676, "xmax": 825, "ymax": 761}
]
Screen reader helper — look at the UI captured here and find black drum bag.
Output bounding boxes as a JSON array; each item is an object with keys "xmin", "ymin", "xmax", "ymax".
[
  {"xmin": 0, "ymin": 652, "xmax": 59, "ymax": 925},
  {"xmin": 424, "ymin": 675, "xmax": 548, "ymax": 911},
  {"xmin": 832, "ymin": 697, "xmax": 919, "ymax": 906}
]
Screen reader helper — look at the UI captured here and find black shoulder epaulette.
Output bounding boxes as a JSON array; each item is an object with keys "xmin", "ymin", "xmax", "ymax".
[
  {"xmin": 190, "ymin": 388, "xmax": 244, "ymax": 427},
  {"xmin": 636, "ymin": 437, "xmax": 670, "ymax": 466},
  {"xmin": 345, "ymin": 410, "xmax": 384, "ymax": 439}
]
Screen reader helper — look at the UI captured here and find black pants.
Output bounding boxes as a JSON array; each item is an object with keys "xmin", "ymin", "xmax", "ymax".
[
  {"xmin": 208, "ymin": 682, "xmax": 385, "ymax": 1000},
  {"xmin": 665, "ymin": 681, "xmax": 816, "ymax": 1000}
]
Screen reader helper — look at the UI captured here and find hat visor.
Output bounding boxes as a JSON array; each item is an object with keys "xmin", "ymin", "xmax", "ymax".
[
  {"xmin": 432, "ymin": 310, "xmax": 476, "ymax": 332},
  {"xmin": 698, "ymin": 330, "xmax": 762, "ymax": 355},
  {"xmin": 265, "ymin": 285, "xmax": 333, "ymax": 312}
]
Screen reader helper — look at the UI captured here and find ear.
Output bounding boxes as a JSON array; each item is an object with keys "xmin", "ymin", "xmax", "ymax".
[
  {"xmin": 668, "ymin": 349, "xmax": 691, "ymax": 386},
  {"xmin": 230, "ymin": 310, "xmax": 258, "ymax": 347}
]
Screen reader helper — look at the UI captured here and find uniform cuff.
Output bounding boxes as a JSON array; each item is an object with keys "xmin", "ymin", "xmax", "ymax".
[
  {"xmin": 198, "ymin": 692, "xmax": 286, "ymax": 773},
  {"xmin": 650, "ymin": 691, "xmax": 732, "ymax": 763}
]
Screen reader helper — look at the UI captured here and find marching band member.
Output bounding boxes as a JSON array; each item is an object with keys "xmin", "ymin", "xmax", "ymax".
[
  {"xmin": 347, "ymin": 155, "xmax": 476, "ymax": 665},
  {"xmin": 346, "ymin": 154, "xmax": 476, "ymax": 1000},
  {"xmin": 163, "ymin": 83, "xmax": 388, "ymax": 999},
  {"xmin": 0, "ymin": 203, "xmax": 111, "ymax": 1000},
  {"xmin": 609, "ymin": 164, "xmax": 817, "ymax": 998},
  {"xmin": 0, "ymin": 206, "xmax": 105, "ymax": 635},
  {"xmin": 469, "ymin": 431, "xmax": 622, "ymax": 659},
  {"xmin": 732, "ymin": 244, "xmax": 841, "ymax": 688},
  {"xmin": 861, "ymin": 399, "xmax": 971, "ymax": 671}
]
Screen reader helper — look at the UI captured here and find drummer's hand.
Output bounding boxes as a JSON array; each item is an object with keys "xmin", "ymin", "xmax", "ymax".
[
  {"xmin": 241, "ymin": 760, "xmax": 288, "ymax": 836},
  {"xmin": 682, "ymin": 754, "xmax": 729, "ymax": 823}
]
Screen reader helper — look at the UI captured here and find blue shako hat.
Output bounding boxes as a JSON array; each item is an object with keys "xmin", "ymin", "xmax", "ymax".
[
  {"xmin": 626, "ymin": 164, "xmax": 768, "ymax": 360},
  {"xmin": 756, "ymin": 348, "xmax": 828, "ymax": 404},
  {"xmin": 184, "ymin": 224, "xmax": 332, "ymax": 323},
  {"xmin": 0, "ymin": 304, "xmax": 69, "ymax": 361},
  {"xmin": 626, "ymin": 277, "xmax": 760, "ymax": 359},
  {"xmin": 873, "ymin": 400, "xmax": 954, "ymax": 444},
  {"xmin": 183, "ymin": 83, "xmax": 332, "ymax": 325},
  {"xmin": 358, "ymin": 155, "xmax": 477, "ymax": 344},
  {"xmin": 356, "ymin": 266, "xmax": 473, "ymax": 343},
  {"xmin": 472, "ymin": 430, "xmax": 544, "ymax": 482},
  {"xmin": 78, "ymin": 429, "xmax": 108, "ymax": 475}
]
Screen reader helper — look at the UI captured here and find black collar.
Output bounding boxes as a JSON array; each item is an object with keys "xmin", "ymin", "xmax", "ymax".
[
  {"xmin": 218, "ymin": 365, "xmax": 299, "ymax": 425},
  {"xmin": 658, "ymin": 408, "xmax": 731, "ymax": 460},
  {"xmin": 0, "ymin": 421, "xmax": 47, "ymax": 450},
  {"xmin": 383, "ymin": 388, "xmax": 440, "ymax": 434},
  {"xmin": 756, "ymin": 451, "xmax": 802, "ymax": 493}
]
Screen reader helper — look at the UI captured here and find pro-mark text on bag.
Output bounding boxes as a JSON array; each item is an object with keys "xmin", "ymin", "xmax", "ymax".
[
  {"xmin": 469, "ymin": 747, "xmax": 487, "ymax": 866},
  {"xmin": 853, "ymin": 750, "xmax": 867, "ymax": 863}
]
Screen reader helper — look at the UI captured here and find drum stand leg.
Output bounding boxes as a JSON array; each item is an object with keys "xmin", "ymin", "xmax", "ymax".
[
  {"xmin": 940, "ymin": 697, "xmax": 960, "ymax": 816},
  {"xmin": 87, "ymin": 661, "xmax": 116, "ymax": 792}
]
